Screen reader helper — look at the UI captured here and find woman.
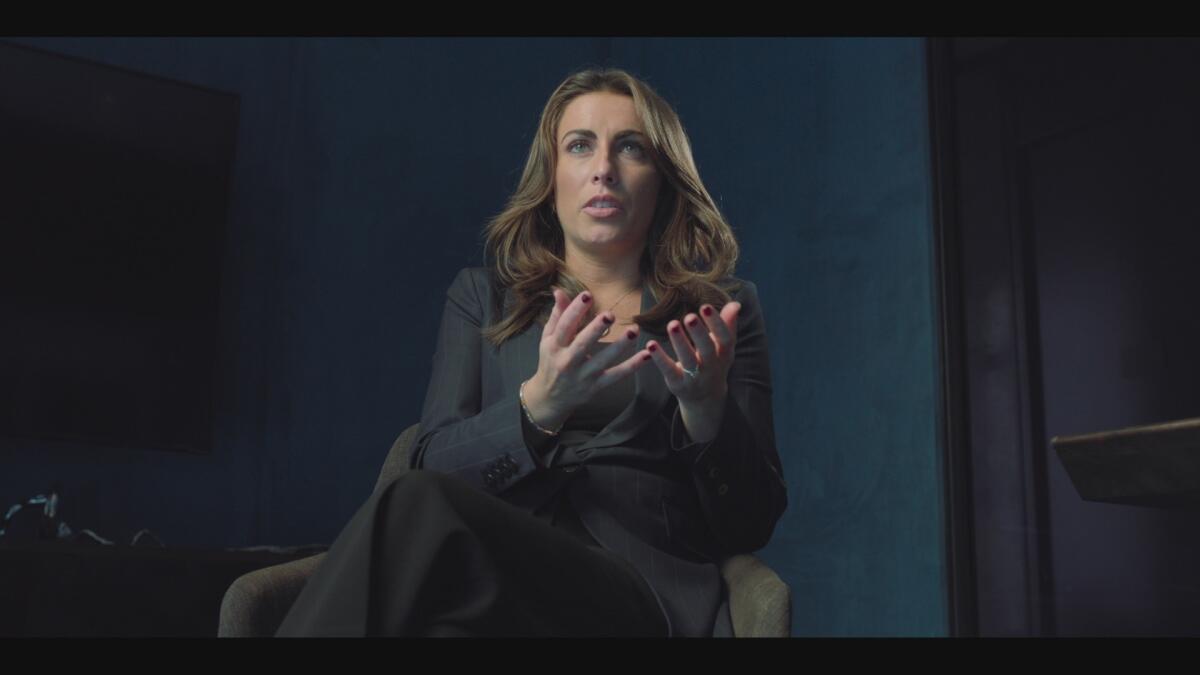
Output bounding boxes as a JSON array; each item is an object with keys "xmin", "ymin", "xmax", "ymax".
[{"xmin": 277, "ymin": 68, "xmax": 787, "ymax": 638}]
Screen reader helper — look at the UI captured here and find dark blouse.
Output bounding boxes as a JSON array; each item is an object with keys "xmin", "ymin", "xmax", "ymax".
[{"xmin": 519, "ymin": 339, "xmax": 637, "ymax": 548}]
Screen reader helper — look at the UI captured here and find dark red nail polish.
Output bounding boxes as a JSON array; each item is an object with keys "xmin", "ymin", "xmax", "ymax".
[
  {"xmin": 581, "ymin": 293, "xmax": 591, "ymax": 303},
  {"xmin": 602, "ymin": 314, "xmax": 614, "ymax": 324},
  {"xmin": 626, "ymin": 329, "xmax": 636, "ymax": 340},
  {"xmin": 670, "ymin": 325, "xmax": 681, "ymax": 334},
  {"xmin": 648, "ymin": 343, "xmax": 658, "ymax": 352},
  {"xmin": 686, "ymin": 317, "xmax": 698, "ymax": 327},
  {"xmin": 642, "ymin": 354, "xmax": 652, "ymax": 361},
  {"xmin": 702, "ymin": 306, "xmax": 713, "ymax": 317}
]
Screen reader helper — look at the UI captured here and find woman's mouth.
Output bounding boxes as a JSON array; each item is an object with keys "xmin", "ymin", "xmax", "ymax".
[
  {"xmin": 583, "ymin": 205, "xmax": 623, "ymax": 218},
  {"xmin": 584, "ymin": 194, "xmax": 624, "ymax": 218}
]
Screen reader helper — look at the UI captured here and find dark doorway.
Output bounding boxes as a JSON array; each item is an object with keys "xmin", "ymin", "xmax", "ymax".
[{"xmin": 931, "ymin": 38, "xmax": 1200, "ymax": 636}]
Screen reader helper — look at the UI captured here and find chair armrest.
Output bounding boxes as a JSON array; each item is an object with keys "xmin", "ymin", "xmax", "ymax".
[
  {"xmin": 720, "ymin": 553, "xmax": 791, "ymax": 637},
  {"xmin": 218, "ymin": 552, "xmax": 327, "ymax": 637}
]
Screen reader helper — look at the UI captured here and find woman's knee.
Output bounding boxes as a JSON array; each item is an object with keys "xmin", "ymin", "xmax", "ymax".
[
  {"xmin": 380, "ymin": 469, "xmax": 464, "ymax": 503},
  {"xmin": 377, "ymin": 469, "xmax": 515, "ymax": 532}
]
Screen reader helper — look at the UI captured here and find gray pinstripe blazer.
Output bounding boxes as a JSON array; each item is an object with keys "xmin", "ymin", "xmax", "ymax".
[{"xmin": 411, "ymin": 267, "xmax": 787, "ymax": 637}]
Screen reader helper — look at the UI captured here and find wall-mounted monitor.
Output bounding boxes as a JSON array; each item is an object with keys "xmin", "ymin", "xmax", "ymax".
[{"xmin": 0, "ymin": 41, "xmax": 240, "ymax": 455}]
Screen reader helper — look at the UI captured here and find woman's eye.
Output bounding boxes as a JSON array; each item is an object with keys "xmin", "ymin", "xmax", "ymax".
[{"xmin": 566, "ymin": 139, "xmax": 645, "ymax": 156}]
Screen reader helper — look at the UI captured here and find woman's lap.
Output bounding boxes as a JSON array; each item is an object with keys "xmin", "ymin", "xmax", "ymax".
[{"xmin": 277, "ymin": 469, "xmax": 668, "ymax": 637}]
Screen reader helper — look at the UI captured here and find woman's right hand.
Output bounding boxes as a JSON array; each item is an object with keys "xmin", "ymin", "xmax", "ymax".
[{"xmin": 522, "ymin": 288, "xmax": 653, "ymax": 428}]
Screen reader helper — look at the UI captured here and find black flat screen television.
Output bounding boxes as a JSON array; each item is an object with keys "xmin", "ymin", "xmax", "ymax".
[{"xmin": 0, "ymin": 41, "xmax": 240, "ymax": 454}]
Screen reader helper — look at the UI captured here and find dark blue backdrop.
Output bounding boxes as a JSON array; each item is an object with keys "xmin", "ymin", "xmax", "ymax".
[{"xmin": 0, "ymin": 37, "xmax": 943, "ymax": 636}]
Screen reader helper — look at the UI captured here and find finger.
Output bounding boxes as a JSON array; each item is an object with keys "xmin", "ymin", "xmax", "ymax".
[
  {"xmin": 665, "ymin": 320, "xmax": 699, "ymax": 370},
  {"xmin": 585, "ymin": 324, "xmax": 640, "ymax": 371},
  {"xmin": 682, "ymin": 312, "xmax": 718, "ymax": 363},
  {"xmin": 554, "ymin": 291, "xmax": 595, "ymax": 348},
  {"xmin": 699, "ymin": 303, "xmax": 734, "ymax": 355},
  {"xmin": 593, "ymin": 341, "xmax": 652, "ymax": 389},
  {"xmin": 645, "ymin": 339, "xmax": 686, "ymax": 383},
  {"xmin": 565, "ymin": 310, "xmax": 618, "ymax": 368},
  {"xmin": 722, "ymin": 302, "xmax": 742, "ymax": 333},
  {"xmin": 544, "ymin": 288, "xmax": 569, "ymax": 336},
  {"xmin": 721, "ymin": 302, "xmax": 742, "ymax": 352}
]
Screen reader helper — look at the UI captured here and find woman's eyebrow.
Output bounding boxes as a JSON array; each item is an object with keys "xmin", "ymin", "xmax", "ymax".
[{"xmin": 561, "ymin": 129, "xmax": 646, "ymax": 143}]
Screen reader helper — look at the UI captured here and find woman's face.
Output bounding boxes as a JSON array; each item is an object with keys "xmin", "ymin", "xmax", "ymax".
[{"xmin": 553, "ymin": 92, "xmax": 662, "ymax": 262}]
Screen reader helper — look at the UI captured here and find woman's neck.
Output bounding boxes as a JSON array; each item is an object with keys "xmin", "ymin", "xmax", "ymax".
[{"xmin": 564, "ymin": 257, "xmax": 642, "ymax": 298}]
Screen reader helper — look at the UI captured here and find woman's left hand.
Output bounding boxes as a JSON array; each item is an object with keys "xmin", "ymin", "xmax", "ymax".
[{"xmin": 646, "ymin": 301, "xmax": 741, "ymax": 406}]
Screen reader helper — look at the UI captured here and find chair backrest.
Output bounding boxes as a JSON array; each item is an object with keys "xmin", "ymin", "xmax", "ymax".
[{"xmin": 372, "ymin": 423, "xmax": 421, "ymax": 496}]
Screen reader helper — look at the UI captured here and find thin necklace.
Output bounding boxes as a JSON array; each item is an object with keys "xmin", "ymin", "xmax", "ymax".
[{"xmin": 599, "ymin": 285, "xmax": 641, "ymax": 338}]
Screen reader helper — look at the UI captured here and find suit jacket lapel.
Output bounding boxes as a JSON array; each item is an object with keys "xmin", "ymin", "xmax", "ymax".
[{"xmin": 578, "ymin": 283, "xmax": 672, "ymax": 453}]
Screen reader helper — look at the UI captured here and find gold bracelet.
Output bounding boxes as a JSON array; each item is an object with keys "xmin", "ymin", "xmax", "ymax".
[{"xmin": 520, "ymin": 379, "xmax": 562, "ymax": 436}]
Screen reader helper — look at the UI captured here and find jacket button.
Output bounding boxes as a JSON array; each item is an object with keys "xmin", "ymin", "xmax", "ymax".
[
  {"xmin": 717, "ymin": 483, "xmax": 729, "ymax": 497},
  {"xmin": 708, "ymin": 467, "xmax": 719, "ymax": 479}
]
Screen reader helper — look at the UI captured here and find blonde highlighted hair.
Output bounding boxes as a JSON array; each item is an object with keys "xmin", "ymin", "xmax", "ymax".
[{"xmin": 480, "ymin": 67, "xmax": 743, "ymax": 347}]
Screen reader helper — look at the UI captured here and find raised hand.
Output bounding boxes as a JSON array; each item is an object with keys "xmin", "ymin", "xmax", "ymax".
[
  {"xmin": 644, "ymin": 301, "xmax": 741, "ymax": 406},
  {"xmin": 523, "ymin": 288, "xmax": 654, "ymax": 426}
]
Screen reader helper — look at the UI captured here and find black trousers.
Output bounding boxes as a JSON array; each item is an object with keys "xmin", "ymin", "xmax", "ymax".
[{"xmin": 275, "ymin": 470, "xmax": 670, "ymax": 637}]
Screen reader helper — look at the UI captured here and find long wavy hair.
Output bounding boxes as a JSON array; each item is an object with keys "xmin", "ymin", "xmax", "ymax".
[{"xmin": 480, "ymin": 68, "xmax": 743, "ymax": 348}]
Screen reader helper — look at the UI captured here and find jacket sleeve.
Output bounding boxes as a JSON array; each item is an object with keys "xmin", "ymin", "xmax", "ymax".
[
  {"xmin": 668, "ymin": 280, "xmax": 788, "ymax": 554},
  {"xmin": 409, "ymin": 267, "xmax": 564, "ymax": 495}
]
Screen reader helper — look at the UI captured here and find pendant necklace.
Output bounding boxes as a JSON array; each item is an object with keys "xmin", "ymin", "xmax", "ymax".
[{"xmin": 599, "ymin": 285, "xmax": 641, "ymax": 338}]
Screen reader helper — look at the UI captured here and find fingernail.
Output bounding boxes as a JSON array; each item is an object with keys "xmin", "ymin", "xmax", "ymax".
[
  {"xmin": 602, "ymin": 314, "xmax": 614, "ymax": 324},
  {"xmin": 642, "ymin": 354, "xmax": 652, "ymax": 361},
  {"xmin": 686, "ymin": 317, "xmax": 698, "ymax": 327},
  {"xmin": 581, "ymin": 293, "xmax": 591, "ymax": 303},
  {"xmin": 702, "ymin": 306, "xmax": 713, "ymax": 317},
  {"xmin": 648, "ymin": 343, "xmax": 658, "ymax": 352},
  {"xmin": 626, "ymin": 329, "xmax": 636, "ymax": 340},
  {"xmin": 670, "ymin": 324, "xmax": 682, "ymax": 334}
]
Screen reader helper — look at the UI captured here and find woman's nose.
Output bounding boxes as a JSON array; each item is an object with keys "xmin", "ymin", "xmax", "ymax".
[
  {"xmin": 592, "ymin": 149, "xmax": 618, "ymax": 184},
  {"xmin": 592, "ymin": 163, "xmax": 617, "ymax": 185}
]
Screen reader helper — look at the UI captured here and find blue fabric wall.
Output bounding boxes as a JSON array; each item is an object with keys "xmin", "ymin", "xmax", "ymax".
[{"xmin": 0, "ymin": 37, "xmax": 943, "ymax": 636}]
